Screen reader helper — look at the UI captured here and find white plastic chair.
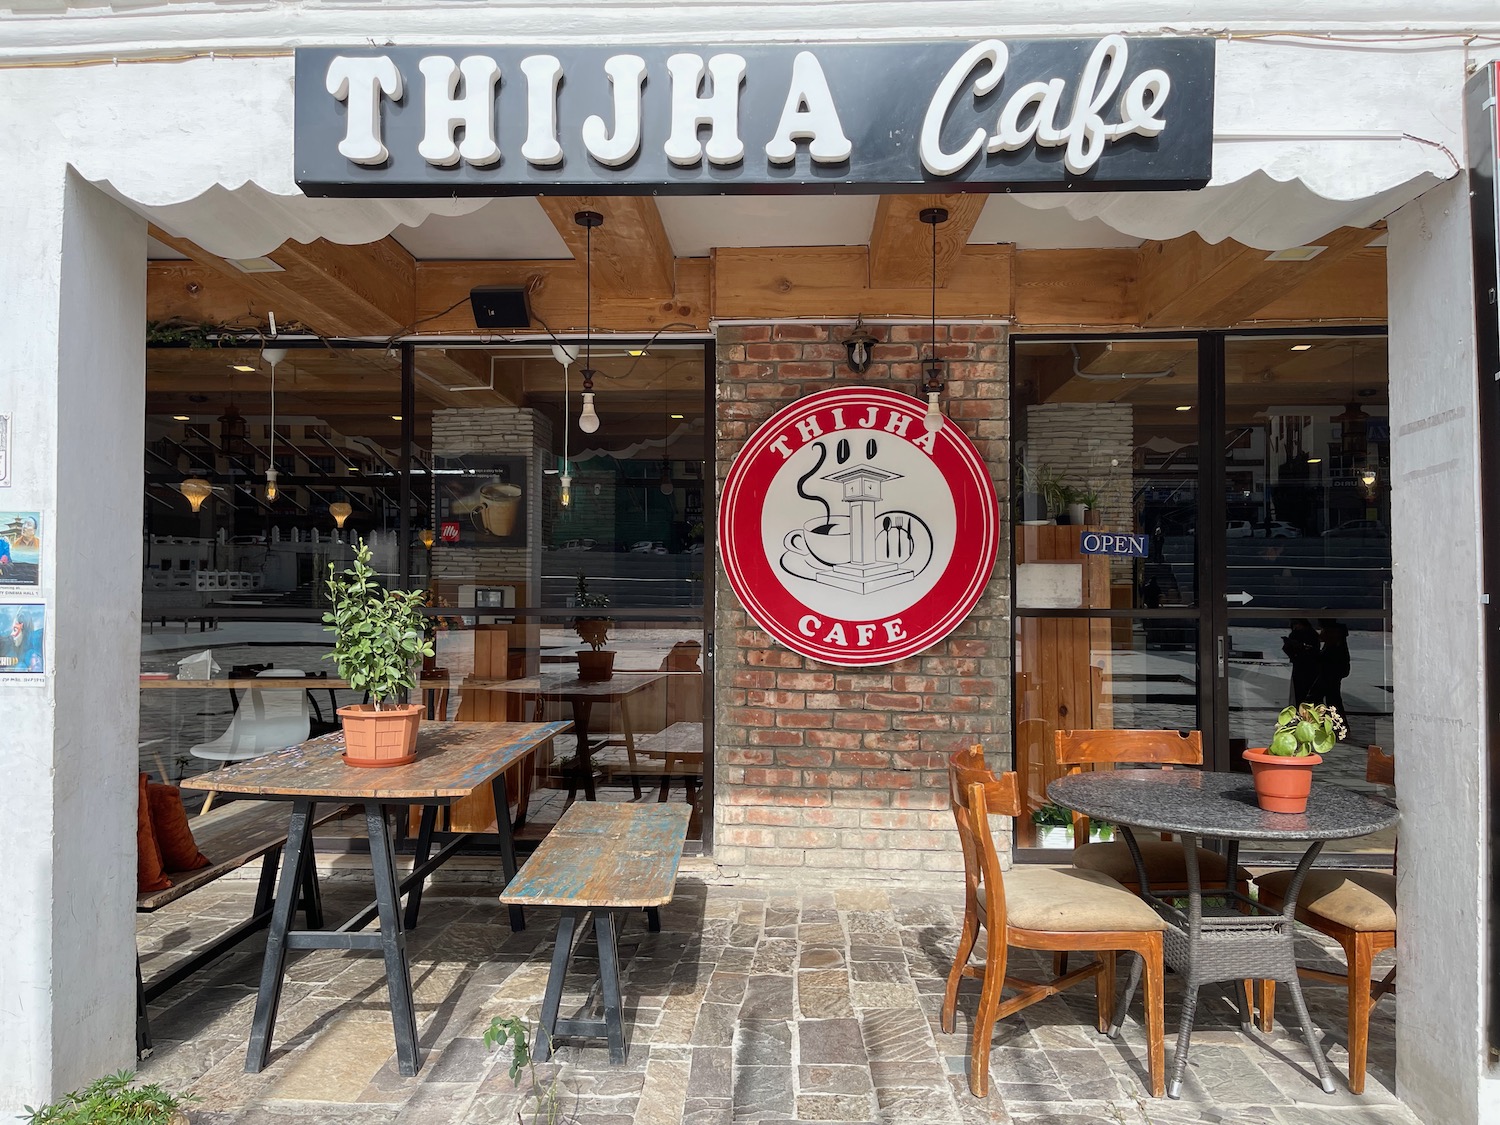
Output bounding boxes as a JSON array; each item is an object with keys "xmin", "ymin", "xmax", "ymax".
[{"xmin": 191, "ymin": 670, "xmax": 312, "ymax": 812}]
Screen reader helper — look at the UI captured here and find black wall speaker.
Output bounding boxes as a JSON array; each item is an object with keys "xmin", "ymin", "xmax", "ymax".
[{"xmin": 470, "ymin": 286, "xmax": 532, "ymax": 329}]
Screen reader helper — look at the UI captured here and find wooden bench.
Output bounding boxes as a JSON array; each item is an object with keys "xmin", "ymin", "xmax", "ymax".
[
  {"xmin": 498, "ymin": 802, "xmax": 692, "ymax": 1063},
  {"xmin": 136, "ymin": 799, "xmax": 339, "ymax": 1055}
]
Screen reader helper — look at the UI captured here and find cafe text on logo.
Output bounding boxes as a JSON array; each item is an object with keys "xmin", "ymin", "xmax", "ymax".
[{"xmin": 719, "ymin": 387, "xmax": 999, "ymax": 667}]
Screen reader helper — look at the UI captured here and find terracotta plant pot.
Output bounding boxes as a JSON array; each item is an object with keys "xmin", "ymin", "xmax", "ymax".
[
  {"xmin": 338, "ymin": 702, "xmax": 423, "ymax": 767},
  {"xmin": 1243, "ymin": 746, "xmax": 1323, "ymax": 813},
  {"xmin": 576, "ymin": 650, "xmax": 616, "ymax": 682}
]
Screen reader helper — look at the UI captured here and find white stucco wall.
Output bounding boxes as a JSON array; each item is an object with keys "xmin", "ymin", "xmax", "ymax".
[
  {"xmin": 0, "ymin": 153, "xmax": 146, "ymax": 1107},
  {"xmin": 1388, "ymin": 175, "xmax": 1498, "ymax": 1124}
]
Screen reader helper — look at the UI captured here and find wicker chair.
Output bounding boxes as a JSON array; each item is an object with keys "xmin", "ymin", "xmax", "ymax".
[
  {"xmin": 941, "ymin": 744, "xmax": 1167, "ymax": 1098},
  {"xmin": 1253, "ymin": 746, "xmax": 1397, "ymax": 1094},
  {"xmin": 1055, "ymin": 729, "xmax": 1251, "ymax": 896}
]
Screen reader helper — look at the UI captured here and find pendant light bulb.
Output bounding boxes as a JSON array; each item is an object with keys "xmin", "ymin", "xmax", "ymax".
[
  {"xmin": 923, "ymin": 391, "xmax": 943, "ymax": 433},
  {"xmin": 560, "ymin": 472, "xmax": 573, "ymax": 509},
  {"xmin": 659, "ymin": 463, "xmax": 674, "ymax": 496},
  {"xmin": 264, "ymin": 466, "xmax": 278, "ymax": 502},
  {"xmin": 578, "ymin": 392, "xmax": 600, "ymax": 434}
]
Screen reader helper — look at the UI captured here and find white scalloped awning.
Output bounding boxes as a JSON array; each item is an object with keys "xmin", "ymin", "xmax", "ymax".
[{"xmin": 20, "ymin": 34, "xmax": 1464, "ymax": 257}]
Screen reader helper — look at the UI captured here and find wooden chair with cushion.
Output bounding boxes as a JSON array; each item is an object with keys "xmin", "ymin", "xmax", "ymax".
[
  {"xmin": 1055, "ymin": 729, "xmax": 1252, "ymax": 897},
  {"xmin": 1253, "ymin": 745, "xmax": 1397, "ymax": 1094},
  {"xmin": 942, "ymin": 744, "xmax": 1167, "ymax": 1099}
]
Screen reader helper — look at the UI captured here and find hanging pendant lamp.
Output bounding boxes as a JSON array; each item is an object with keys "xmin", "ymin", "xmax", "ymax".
[
  {"xmin": 262, "ymin": 346, "xmax": 287, "ymax": 500},
  {"xmin": 574, "ymin": 210, "xmax": 603, "ymax": 434},
  {"xmin": 180, "ymin": 478, "xmax": 213, "ymax": 512},
  {"xmin": 918, "ymin": 207, "xmax": 948, "ymax": 433},
  {"xmin": 329, "ymin": 500, "xmax": 352, "ymax": 529}
]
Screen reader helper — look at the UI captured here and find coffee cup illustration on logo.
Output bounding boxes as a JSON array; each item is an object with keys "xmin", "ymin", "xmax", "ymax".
[
  {"xmin": 783, "ymin": 515, "xmax": 854, "ymax": 568},
  {"xmin": 471, "ymin": 482, "xmax": 522, "ymax": 537}
]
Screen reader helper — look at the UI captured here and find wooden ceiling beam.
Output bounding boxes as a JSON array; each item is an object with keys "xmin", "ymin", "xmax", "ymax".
[
  {"xmin": 414, "ymin": 258, "xmax": 709, "ymax": 335},
  {"xmin": 1136, "ymin": 226, "xmax": 1384, "ymax": 329},
  {"xmin": 537, "ymin": 196, "xmax": 676, "ymax": 299},
  {"xmin": 148, "ymin": 226, "xmax": 416, "ymax": 338},
  {"xmin": 712, "ymin": 245, "xmax": 1012, "ymax": 320},
  {"xmin": 867, "ymin": 194, "xmax": 988, "ymax": 290}
]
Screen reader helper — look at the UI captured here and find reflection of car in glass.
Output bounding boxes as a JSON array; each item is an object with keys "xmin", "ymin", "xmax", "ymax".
[
  {"xmin": 1263, "ymin": 521, "xmax": 1301, "ymax": 538},
  {"xmin": 1322, "ymin": 519, "xmax": 1387, "ymax": 538},
  {"xmin": 1225, "ymin": 520, "xmax": 1253, "ymax": 537}
]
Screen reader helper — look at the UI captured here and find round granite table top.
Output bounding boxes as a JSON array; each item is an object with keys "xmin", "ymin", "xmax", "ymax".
[{"xmin": 1048, "ymin": 770, "xmax": 1398, "ymax": 842}]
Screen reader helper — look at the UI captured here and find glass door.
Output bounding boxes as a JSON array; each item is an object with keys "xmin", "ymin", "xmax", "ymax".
[
  {"xmin": 1011, "ymin": 338, "xmax": 1202, "ymax": 849},
  {"xmin": 1219, "ymin": 333, "xmax": 1393, "ymax": 859}
]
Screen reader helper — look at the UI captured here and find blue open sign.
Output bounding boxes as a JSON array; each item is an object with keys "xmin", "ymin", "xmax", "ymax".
[{"xmin": 1079, "ymin": 531, "xmax": 1150, "ymax": 558}]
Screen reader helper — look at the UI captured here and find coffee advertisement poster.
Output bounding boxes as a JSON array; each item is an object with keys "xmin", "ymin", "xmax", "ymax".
[{"xmin": 435, "ymin": 457, "xmax": 527, "ymax": 547}]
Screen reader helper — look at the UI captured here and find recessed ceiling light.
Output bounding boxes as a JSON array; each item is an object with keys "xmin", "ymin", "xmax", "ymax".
[
  {"xmin": 172, "ymin": 414, "xmax": 190, "ymax": 421},
  {"xmin": 391, "ymin": 414, "xmax": 403, "ymax": 421},
  {"xmin": 1290, "ymin": 344, "xmax": 1314, "ymax": 352},
  {"xmin": 670, "ymin": 413, "xmax": 684, "ymax": 419},
  {"xmin": 1264, "ymin": 245, "xmax": 1326, "ymax": 262},
  {"xmin": 230, "ymin": 364, "xmax": 256, "ymax": 372},
  {"xmin": 1175, "ymin": 405, "xmax": 1192, "ymax": 412},
  {"xmin": 628, "ymin": 349, "xmax": 646, "ymax": 357},
  {"xmin": 1307, "ymin": 457, "xmax": 1323, "ymax": 464}
]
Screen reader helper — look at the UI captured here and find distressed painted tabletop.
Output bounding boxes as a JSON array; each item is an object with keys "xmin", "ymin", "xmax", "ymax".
[
  {"xmin": 499, "ymin": 802, "xmax": 692, "ymax": 908},
  {"xmin": 178, "ymin": 720, "xmax": 572, "ymax": 801}
]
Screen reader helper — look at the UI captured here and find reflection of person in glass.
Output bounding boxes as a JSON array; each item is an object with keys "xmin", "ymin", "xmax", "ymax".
[
  {"xmin": 1310, "ymin": 618, "xmax": 1350, "ymax": 721},
  {"xmin": 1281, "ymin": 618, "xmax": 1319, "ymax": 704}
]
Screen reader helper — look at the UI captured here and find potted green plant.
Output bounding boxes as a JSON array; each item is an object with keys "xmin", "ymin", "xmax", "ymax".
[
  {"xmin": 323, "ymin": 538, "xmax": 434, "ymax": 767},
  {"xmin": 573, "ymin": 574, "xmax": 615, "ymax": 682},
  {"xmin": 1243, "ymin": 702, "xmax": 1347, "ymax": 812}
]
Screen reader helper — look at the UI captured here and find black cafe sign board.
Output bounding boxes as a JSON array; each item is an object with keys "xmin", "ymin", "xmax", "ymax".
[{"xmin": 294, "ymin": 37, "xmax": 1214, "ymax": 196}]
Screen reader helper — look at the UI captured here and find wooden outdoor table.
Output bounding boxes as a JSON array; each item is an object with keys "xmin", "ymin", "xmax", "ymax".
[
  {"xmin": 484, "ymin": 672, "xmax": 664, "ymax": 801},
  {"xmin": 181, "ymin": 720, "xmax": 570, "ymax": 1077},
  {"xmin": 500, "ymin": 801, "xmax": 692, "ymax": 1062}
]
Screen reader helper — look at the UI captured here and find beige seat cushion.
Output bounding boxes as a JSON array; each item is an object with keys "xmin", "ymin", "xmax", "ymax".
[
  {"xmin": 1072, "ymin": 839, "xmax": 1252, "ymax": 887},
  {"xmin": 979, "ymin": 866, "xmax": 1167, "ymax": 933},
  {"xmin": 1254, "ymin": 869, "xmax": 1396, "ymax": 933}
]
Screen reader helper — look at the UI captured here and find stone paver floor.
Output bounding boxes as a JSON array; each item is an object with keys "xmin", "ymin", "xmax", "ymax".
[{"xmin": 138, "ymin": 869, "xmax": 1415, "ymax": 1125}]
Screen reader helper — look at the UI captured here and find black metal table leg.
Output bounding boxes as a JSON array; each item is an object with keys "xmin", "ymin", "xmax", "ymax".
[
  {"xmin": 595, "ymin": 910, "xmax": 626, "ymax": 1063},
  {"xmin": 491, "ymin": 776, "xmax": 526, "ymax": 931},
  {"xmin": 1279, "ymin": 840, "xmax": 1337, "ymax": 1094},
  {"xmin": 573, "ymin": 700, "xmax": 596, "ymax": 801},
  {"xmin": 136, "ymin": 959, "xmax": 153, "ymax": 1058},
  {"xmin": 245, "ymin": 799, "xmax": 315, "ymax": 1072},
  {"xmin": 366, "ymin": 801, "xmax": 421, "ymax": 1076},
  {"xmin": 403, "ymin": 804, "xmax": 439, "ymax": 929},
  {"xmin": 536, "ymin": 908, "xmax": 580, "ymax": 1062}
]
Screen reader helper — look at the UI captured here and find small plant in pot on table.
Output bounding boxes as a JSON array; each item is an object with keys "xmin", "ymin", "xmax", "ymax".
[
  {"xmin": 573, "ymin": 574, "xmax": 615, "ymax": 681},
  {"xmin": 1244, "ymin": 702, "xmax": 1346, "ymax": 813},
  {"xmin": 323, "ymin": 538, "xmax": 434, "ymax": 767}
]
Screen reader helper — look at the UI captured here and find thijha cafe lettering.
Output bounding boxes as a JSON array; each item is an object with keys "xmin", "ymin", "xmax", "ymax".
[
  {"xmin": 719, "ymin": 387, "xmax": 1000, "ymax": 667},
  {"xmin": 295, "ymin": 38, "xmax": 1213, "ymax": 196}
]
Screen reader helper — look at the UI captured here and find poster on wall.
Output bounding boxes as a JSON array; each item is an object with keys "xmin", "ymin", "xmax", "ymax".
[
  {"xmin": 435, "ymin": 457, "xmax": 528, "ymax": 547},
  {"xmin": 719, "ymin": 387, "xmax": 1000, "ymax": 667},
  {"xmin": 0, "ymin": 603, "xmax": 44, "ymax": 675},
  {"xmin": 0, "ymin": 512, "xmax": 40, "ymax": 589}
]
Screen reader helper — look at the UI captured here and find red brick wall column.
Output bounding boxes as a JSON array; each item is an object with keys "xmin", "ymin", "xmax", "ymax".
[{"xmin": 712, "ymin": 322, "xmax": 1011, "ymax": 876}]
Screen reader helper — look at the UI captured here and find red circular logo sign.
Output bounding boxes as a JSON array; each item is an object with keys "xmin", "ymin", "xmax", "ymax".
[{"xmin": 719, "ymin": 386, "xmax": 999, "ymax": 666}]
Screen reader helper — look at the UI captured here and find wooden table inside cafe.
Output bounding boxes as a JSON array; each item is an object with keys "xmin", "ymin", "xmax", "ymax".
[{"xmin": 180, "ymin": 719, "xmax": 571, "ymax": 1077}]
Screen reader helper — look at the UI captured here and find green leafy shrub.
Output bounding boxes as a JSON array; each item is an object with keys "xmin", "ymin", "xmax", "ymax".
[
  {"xmin": 322, "ymin": 538, "xmax": 434, "ymax": 707},
  {"xmin": 24, "ymin": 1071, "xmax": 188, "ymax": 1125}
]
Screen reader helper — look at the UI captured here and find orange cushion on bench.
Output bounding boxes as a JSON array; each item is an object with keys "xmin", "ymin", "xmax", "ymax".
[
  {"xmin": 137, "ymin": 773, "xmax": 171, "ymax": 894},
  {"xmin": 147, "ymin": 781, "xmax": 212, "ymax": 873}
]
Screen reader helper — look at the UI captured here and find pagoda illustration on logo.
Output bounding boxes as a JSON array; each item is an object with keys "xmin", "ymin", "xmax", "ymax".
[{"xmin": 778, "ymin": 439, "xmax": 934, "ymax": 594}]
